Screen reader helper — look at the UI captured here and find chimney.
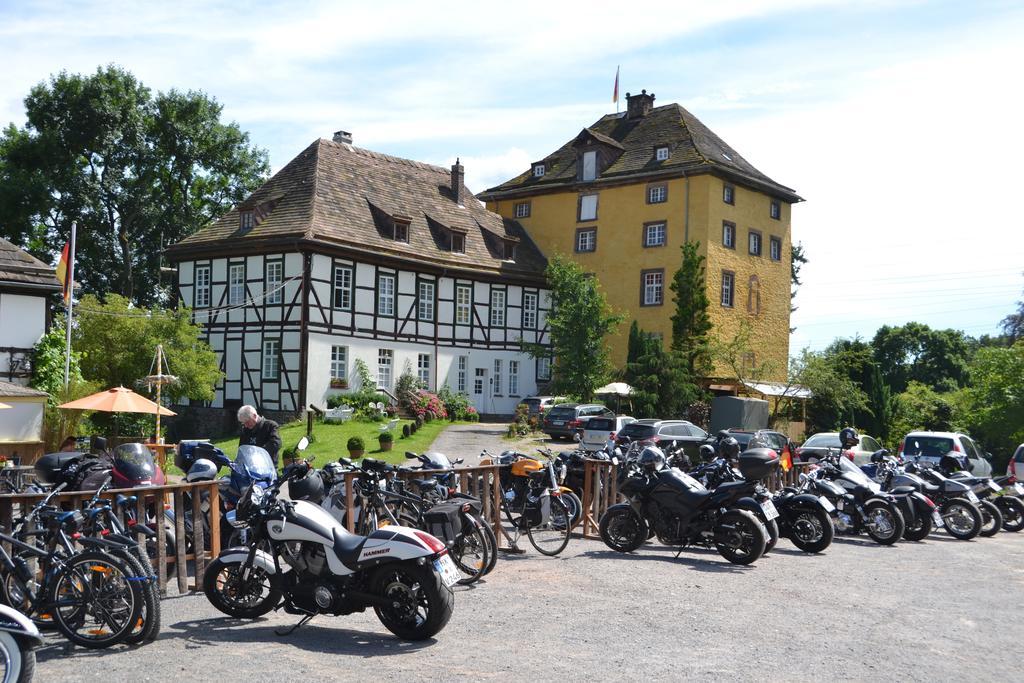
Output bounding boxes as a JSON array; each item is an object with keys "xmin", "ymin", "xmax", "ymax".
[
  {"xmin": 333, "ymin": 130, "xmax": 353, "ymax": 144},
  {"xmin": 625, "ymin": 90, "xmax": 656, "ymax": 119},
  {"xmin": 451, "ymin": 158, "xmax": 465, "ymax": 205}
]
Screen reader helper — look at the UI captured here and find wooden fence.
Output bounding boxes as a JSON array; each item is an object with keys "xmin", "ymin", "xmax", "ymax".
[{"xmin": 0, "ymin": 480, "xmax": 222, "ymax": 596}]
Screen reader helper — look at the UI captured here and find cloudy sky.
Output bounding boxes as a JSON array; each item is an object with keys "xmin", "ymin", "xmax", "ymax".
[{"xmin": 2, "ymin": 0, "xmax": 1022, "ymax": 353}]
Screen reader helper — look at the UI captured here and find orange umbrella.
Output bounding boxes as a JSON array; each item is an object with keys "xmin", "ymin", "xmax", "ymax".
[{"xmin": 59, "ymin": 386, "xmax": 176, "ymax": 416}]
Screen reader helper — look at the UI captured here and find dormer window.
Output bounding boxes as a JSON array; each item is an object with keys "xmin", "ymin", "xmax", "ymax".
[
  {"xmin": 532, "ymin": 163, "xmax": 546, "ymax": 178},
  {"xmin": 503, "ymin": 242, "xmax": 516, "ymax": 260},
  {"xmin": 655, "ymin": 146, "xmax": 670, "ymax": 161},
  {"xmin": 239, "ymin": 211, "xmax": 254, "ymax": 232},
  {"xmin": 451, "ymin": 233, "xmax": 465, "ymax": 253},
  {"xmin": 393, "ymin": 219, "xmax": 410, "ymax": 243},
  {"xmin": 581, "ymin": 151, "xmax": 597, "ymax": 181}
]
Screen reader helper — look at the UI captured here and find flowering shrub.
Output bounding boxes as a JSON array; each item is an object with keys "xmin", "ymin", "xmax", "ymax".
[
  {"xmin": 413, "ymin": 390, "xmax": 448, "ymax": 421},
  {"xmin": 437, "ymin": 384, "xmax": 478, "ymax": 421}
]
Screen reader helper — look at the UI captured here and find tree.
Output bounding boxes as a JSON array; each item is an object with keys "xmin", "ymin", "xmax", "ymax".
[
  {"xmin": 73, "ymin": 294, "xmax": 221, "ymax": 403},
  {"xmin": 523, "ymin": 256, "xmax": 622, "ymax": 401},
  {"xmin": 1001, "ymin": 278, "xmax": 1024, "ymax": 343},
  {"xmin": 0, "ymin": 65, "xmax": 268, "ymax": 305},
  {"xmin": 790, "ymin": 243, "xmax": 807, "ymax": 331},
  {"xmin": 623, "ymin": 329, "xmax": 698, "ymax": 419},
  {"xmin": 30, "ymin": 320, "xmax": 100, "ymax": 450},
  {"xmin": 862, "ymin": 363, "xmax": 896, "ymax": 443},
  {"xmin": 890, "ymin": 381, "xmax": 959, "ymax": 443},
  {"xmin": 669, "ymin": 241, "xmax": 712, "ymax": 375},
  {"xmin": 959, "ymin": 341, "xmax": 1024, "ymax": 461},
  {"xmin": 626, "ymin": 321, "xmax": 644, "ymax": 368},
  {"xmin": 872, "ymin": 322, "xmax": 971, "ymax": 394},
  {"xmin": 792, "ymin": 349, "xmax": 869, "ymax": 435},
  {"xmin": 710, "ymin": 320, "xmax": 778, "ymax": 386}
]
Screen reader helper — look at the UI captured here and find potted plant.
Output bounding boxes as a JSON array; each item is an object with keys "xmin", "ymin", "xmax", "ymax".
[
  {"xmin": 378, "ymin": 431, "xmax": 394, "ymax": 452},
  {"xmin": 347, "ymin": 435, "xmax": 365, "ymax": 459},
  {"xmin": 329, "ymin": 377, "xmax": 349, "ymax": 389}
]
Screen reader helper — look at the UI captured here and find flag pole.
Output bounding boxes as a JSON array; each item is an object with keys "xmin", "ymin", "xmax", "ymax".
[{"xmin": 63, "ymin": 221, "xmax": 77, "ymax": 389}]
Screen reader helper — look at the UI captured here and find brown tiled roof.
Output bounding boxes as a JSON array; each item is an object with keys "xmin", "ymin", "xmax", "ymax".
[
  {"xmin": 0, "ymin": 380, "xmax": 48, "ymax": 399},
  {"xmin": 0, "ymin": 238, "xmax": 61, "ymax": 291},
  {"xmin": 167, "ymin": 140, "xmax": 547, "ymax": 280},
  {"xmin": 479, "ymin": 103, "xmax": 802, "ymax": 203}
]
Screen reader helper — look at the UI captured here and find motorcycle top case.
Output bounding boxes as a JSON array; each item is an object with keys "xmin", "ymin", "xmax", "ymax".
[
  {"xmin": 737, "ymin": 448, "xmax": 780, "ymax": 481},
  {"xmin": 35, "ymin": 451, "xmax": 86, "ymax": 483},
  {"xmin": 175, "ymin": 440, "xmax": 223, "ymax": 472},
  {"xmin": 423, "ymin": 500, "xmax": 463, "ymax": 547}
]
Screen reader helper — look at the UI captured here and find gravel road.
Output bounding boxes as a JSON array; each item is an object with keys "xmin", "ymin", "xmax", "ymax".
[
  {"xmin": 36, "ymin": 525, "xmax": 1024, "ymax": 682},
  {"xmin": 405, "ymin": 422, "xmax": 576, "ymax": 466}
]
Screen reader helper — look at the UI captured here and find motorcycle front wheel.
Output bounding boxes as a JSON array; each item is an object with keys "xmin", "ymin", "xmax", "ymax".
[
  {"xmin": 941, "ymin": 500, "xmax": 982, "ymax": 540},
  {"xmin": 0, "ymin": 630, "xmax": 34, "ymax": 683},
  {"xmin": 864, "ymin": 501, "xmax": 904, "ymax": 545},
  {"xmin": 995, "ymin": 496, "xmax": 1024, "ymax": 532},
  {"xmin": 787, "ymin": 508, "xmax": 834, "ymax": 553},
  {"xmin": 371, "ymin": 562, "xmax": 453, "ymax": 641},
  {"xmin": 715, "ymin": 509, "xmax": 766, "ymax": 565},
  {"xmin": 598, "ymin": 507, "xmax": 646, "ymax": 553},
  {"xmin": 203, "ymin": 557, "xmax": 281, "ymax": 619},
  {"xmin": 978, "ymin": 500, "xmax": 1003, "ymax": 537},
  {"xmin": 902, "ymin": 508, "xmax": 933, "ymax": 542}
]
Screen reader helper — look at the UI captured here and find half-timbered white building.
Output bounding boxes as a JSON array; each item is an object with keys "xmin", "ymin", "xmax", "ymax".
[{"xmin": 166, "ymin": 133, "xmax": 551, "ymax": 419}]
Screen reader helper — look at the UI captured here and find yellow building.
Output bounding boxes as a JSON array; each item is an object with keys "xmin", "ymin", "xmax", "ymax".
[{"xmin": 479, "ymin": 90, "xmax": 802, "ymax": 383}]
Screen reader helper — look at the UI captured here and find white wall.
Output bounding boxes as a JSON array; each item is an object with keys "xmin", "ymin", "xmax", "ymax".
[
  {"xmin": 0, "ymin": 399, "xmax": 44, "ymax": 442},
  {"xmin": 0, "ymin": 293, "xmax": 47, "ymax": 384}
]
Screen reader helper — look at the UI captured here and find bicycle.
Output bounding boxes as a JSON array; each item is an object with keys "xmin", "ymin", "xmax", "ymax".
[{"xmin": 482, "ymin": 449, "xmax": 572, "ymax": 556}]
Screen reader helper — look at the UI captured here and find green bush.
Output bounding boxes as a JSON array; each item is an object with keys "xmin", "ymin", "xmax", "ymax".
[
  {"xmin": 410, "ymin": 421, "xmax": 418, "ymax": 434},
  {"xmin": 346, "ymin": 436, "xmax": 365, "ymax": 451},
  {"xmin": 437, "ymin": 384, "xmax": 479, "ymax": 421},
  {"xmin": 378, "ymin": 431, "xmax": 394, "ymax": 444},
  {"xmin": 402, "ymin": 424, "xmax": 411, "ymax": 438}
]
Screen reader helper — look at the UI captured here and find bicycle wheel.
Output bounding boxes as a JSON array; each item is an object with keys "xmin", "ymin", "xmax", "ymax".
[
  {"xmin": 49, "ymin": 550, "xmax": 141, "ymax": 649},
  {"xmin": 0, "ymin": 552, "xmax": 57, "ymax": 631},
  {"xmin": 111, "ymin": 549, "xmax": 160, "ymax": 644},
  {"xmin": 526, "ymin": 496, "xmax": 571, "ymax": 557},
  {"xmin": 475, "ymin": 514, "xmax": 498, "ymax": 576},
  {"xmin": 450, "ymin": 516, "xmax": 489, "ymax": 585}
]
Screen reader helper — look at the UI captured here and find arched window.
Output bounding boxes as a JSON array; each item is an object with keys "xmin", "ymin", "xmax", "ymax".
[{"xmin": 747, "ymin": 275, "xmax": 761, "ymax": 315}]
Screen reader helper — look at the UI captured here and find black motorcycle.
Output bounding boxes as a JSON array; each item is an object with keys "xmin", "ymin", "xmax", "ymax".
[
  {"xmin": 598, "ymin": 446, "xmax": 770, "ymax": 565},
  {"xmin": 939, "ymin": 460, "xmax": 1024, "ymax": 533},
  {"xmin": 688, "ymin": 454, "xmax": 781, "ymax": 554},
  {"xmin": 770, "ymin": 473, "xmax": 837, "ymax": 553},
  {"xmin": 812, "ymin": 449, "xmax": 905, "ymax": 545},
  {"xmin": 902, "ymin": 457, "xmax": 991, "ymax": 538},
  {"xmin": 867, "ymin": 452, "xmax": 942, "ymax": 542}
]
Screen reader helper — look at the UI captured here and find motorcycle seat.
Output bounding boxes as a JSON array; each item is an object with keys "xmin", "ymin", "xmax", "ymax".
[
  {"xmin": 920, "ymin": 480, "xmax": 940, "ymax": 494},
  {"xmin": 890, "ymin": 485, "xmax": 917, "ymax": 495},
  {"xmin": 410, "ymin": 478, "xmax": 438, "ymax": 490},
  {"xmin": 331, "ymin": 527, "xmax": 366, "ymax": 565}
]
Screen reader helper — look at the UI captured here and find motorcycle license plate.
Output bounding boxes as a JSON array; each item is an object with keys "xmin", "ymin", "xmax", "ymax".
[
  {"xmin": 988, "ymin": 481, "xmax": 1002, "ymax": 493},
  {"xmin": 818, "ymin": 496, "xmax": 835, "ymax": 513},
  {"xmin": 932, "ymin": 510, "xmax": 944, "ymax": 528},
  {"xmin": 1016, "ymin": 484, "xmax": 1024, "ymax": 496},
  {"xmin": 966, "ymin": 491, "xmax": 979, "ymax": 504},
  {"xmin": 760, "ymin": 500, "xmax": 779, "ymax": 521},
  {"xmin": 434, "ymin": 554, "xmax": 461, "ymax": 588}
]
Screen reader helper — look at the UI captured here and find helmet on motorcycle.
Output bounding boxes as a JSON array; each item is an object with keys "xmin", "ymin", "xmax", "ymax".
[
  {"xmin": 699, "ymin": 444, "xmax": 716, "ymax": 462},
  {"xmin": 719, "ymin": 436, "xmax": 741, "ymax": 461},
  {"xmin": 638, "ymin": 446, "xmax": 666, "ymax": 473},
  {"xmin": 185, "ymin": 458, "xmax": 218, "ymax": 482},
  {"xmin": 839, "ymin": 427, "xmax": 859, "ymax": 449},
  {"xmin": 287, "ymin": 469, "xmax": 325, "ymax": 502}
]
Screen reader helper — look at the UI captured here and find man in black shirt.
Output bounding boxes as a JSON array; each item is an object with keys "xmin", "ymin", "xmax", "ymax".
[{"xmin": 238, "ymin": 405, "xmax": 282, "ymax": 467}]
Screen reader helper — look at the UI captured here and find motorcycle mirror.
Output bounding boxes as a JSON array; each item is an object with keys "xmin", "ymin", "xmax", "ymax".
[
  {"xmin": 573, "ymin": 433, "xmax": 582, "ymax": 442},
  {"xmin": 297, "ymin": 436, "xmax": 309, "ymax": 451}
]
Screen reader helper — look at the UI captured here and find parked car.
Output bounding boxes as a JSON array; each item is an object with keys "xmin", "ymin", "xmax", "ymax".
[
  {"xmin": 580, "ymin": 415, "xmax": 636, "ymax": 450},
  {"xmin": 797, "ymin": 432, "xmax": 884, "ymax": 466},
  {"xmin": 1008, "ymin": 444, "xmax": 1024, "ymax": 479},
  {"xmin": 519, "ymin": 396, "xmax": 568, "ymax": 417},
  {"xmin": 542, "ymin": 403, "xmax": 613, "ymax": 440},
  {"xmin": 615, "ymin": 419, "xmax": 710, "ymax": 462},
  {"xmin": 720, "ymin": 429, "xmax": 795, "ymax": 461},
  {"xmin": 898, "ymin": 431, "xmax": 993, "ymax": 478}
]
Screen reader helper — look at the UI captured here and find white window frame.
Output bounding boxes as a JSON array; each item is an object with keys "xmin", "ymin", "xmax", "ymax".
[
  {"xmin": 721, "ymin": 272, "xmax": 735, "ymax": 307},
  {"xmin": 194, "ymin": 265, "xmax": 211, "ymax": 308},
  {"xmin": 576, "ymin": 228, "xmax": 596, "ymax": 253},
  {"xmin": 493, "ymin": 359, "xmax": 502, "ymax": 395},
  {"xmin": 724, "ymin": 184, "xmax": 735, "ymax": 204},
  {"xmin": 333, "ymin": 266, "xmax": 353, "ymax": 310},
  {"xmin": 645, "ymin": 223, "xmax": 666, "ymax": 247},
  {"xmin": 523, "ymin": 292, "xmax": 538, "ymax": 329},
  {"xmin": 378, "ymin": 273, "xmax": 395, "ymax": 316},
  {"xmin": 456, "ymin": 285, "xmax": 472, "ymax": 325},
  {"xmin": 723, "ymin": 222, "xmax": 736, "ymax": 249},
  {"xmin": 533, "ymin": 163, "xmax": 545, "ymax": 177},
  {"xmin": 262, "ymin": 339, "xmax": 280, "ymax": 380},
  {"xmin": 228, "ymin": 264, "xmax": 245, "ymax": 305},
  {"xmin": 265, "ymin": 261, "xmax": 283, "ymax": 304},
  {"xmin": 770, "ymin": 236, "xmax": 782, "ymax": 261},
  {"xmin": 648, "ymin": 185, "xmax": 667, "ymax": 203},
  {"xmin": 655, "ymin": 146, "xmax": 670, "ymax": 161},
  {"xmin": 418, "ymin": 281, "xmax": 435, "ymax": 321},
  {"xmin": 749, "ymin": 231, "xmax": 762, "ymax": 256},
  {"xmin": 418, "ymin": 353, "xmax": 431, "ymax": 389},
  {"xmin": 514, "ymin": 201, "xmax": 530, "ymax": 218},
  {"xmin": 457, "ymin": 356, "xmax": 467, "ymax": 392},
  {"xmin": 770, "ymin": 200, "xmax": 781, "ymax": 220},
  {"xmin": 579, "ymin": 194, "xmax": 598, "ymax": 221},
  {"xmin": 240, "ymin": 211, "xmax": 254, "ymax": 231},
  {"xmin": 451, "ymin": 233, "xmax": 465, "ymax": 253},
  {"xmin": 474, "ymin": 368, "xmax": 486, "ymax": 395},
  {"xmin": 582, "ymin": 150, "xmax": 597, "ymax": 181},
  {"xmin": 377, "ymin": 349, "xmax": 393, "ymax": 389},
  {"xmin": 643, "ymin": 271, "xmax": 663, "ymax": 306},
  {"xmin": 508, "ymin": 360, "xmax": 519, "ymax": 396},
  {"xmin": 330, "ymin": 345, "xmax": 347, "ymax": 380},
  {"xmin": 537, "ymin": 356, "xmax": 551, "ymax": 381},
  {"xmin": 490, "ymin": 289, "xmax": 506, "ymax": 327}
]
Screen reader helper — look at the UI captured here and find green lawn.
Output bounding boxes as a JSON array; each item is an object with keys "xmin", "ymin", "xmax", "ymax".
[{"xmin": 202, "ymin": 418, "xmax": 467, "ymax": 471}]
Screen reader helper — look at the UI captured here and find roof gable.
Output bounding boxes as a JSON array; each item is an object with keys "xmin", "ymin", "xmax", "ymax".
[{"xmin": 0, "ymin": 238, "xmax": 61, "ymax": 290}]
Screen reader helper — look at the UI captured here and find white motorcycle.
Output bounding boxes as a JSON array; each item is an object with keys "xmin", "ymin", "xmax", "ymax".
[
  {"xmin": 202, "ymin": 440, "xmax": 458, "ymax": 641},
  {"xmin": 0, "ymin": 604, "xmax": 42, "ymax": 682}
]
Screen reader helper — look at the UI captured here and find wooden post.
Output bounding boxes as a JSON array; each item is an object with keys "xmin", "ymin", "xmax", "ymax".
[
  {"xmin": 173, "ymin": 487, "xmax": 187, "ymax": 594},
  {"xmin": 345, "ymin": 472, "xmax": 356, "ymax": 533},
  {"xmin": 192, "ymin": 484, "xmax": 206, "ymax": 589},
  {"xmin": 490, "ymin": 465, "xmax": 503, "ymax": 549},
  {"xmin": 582, "ymin": 460, "xmax": 594, "ymax": 537},
  {"xmin": 155, "ymin": 492, "xmax": 167, "ymax": 595},
  {"xmin": 209, "ymin": 482, "xmax": 221, "ymax": 557}
]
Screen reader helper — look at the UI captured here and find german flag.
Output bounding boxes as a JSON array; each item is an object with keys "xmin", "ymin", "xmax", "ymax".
[
  {"xmin": 55, "ymin": 241, "xmax": 72, "ymax": 304},
  {"xmin": 780, "ymin": 444, "xmax": 793, "ymax": 473}
]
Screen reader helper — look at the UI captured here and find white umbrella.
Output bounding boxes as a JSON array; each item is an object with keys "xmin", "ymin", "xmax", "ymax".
[{"xmin": 595, "ymin": 382, "xmax": 633, "ymax": 396}]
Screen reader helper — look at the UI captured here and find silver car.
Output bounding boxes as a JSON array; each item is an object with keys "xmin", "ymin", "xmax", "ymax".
[
  {"xmin": 580, "ymin": 415, "xmax": 635, "ymax": 450},
  {"xmin": 898, "ymin": 431, "xmax": 993, "ymax": 478}
]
